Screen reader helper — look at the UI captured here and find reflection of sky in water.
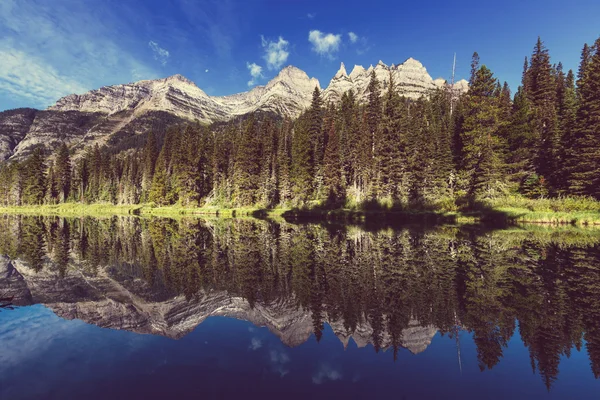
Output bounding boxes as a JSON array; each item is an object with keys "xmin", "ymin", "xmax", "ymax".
[{"xmin": 0, "ymin": 305, "xmax": 598, "ymax": 400}]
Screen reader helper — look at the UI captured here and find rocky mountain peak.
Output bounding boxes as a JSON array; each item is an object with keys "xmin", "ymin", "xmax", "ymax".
[
  {"xmin": 164, "ymin": 74, "xmax": 197, "ymax": 86},
  {"xmin": 401, "ymin": 57, "xmax": 423, "ymax": 68},
  {"xmin": 349, "ymin": 65, "xmax": 366, "ymax": 80},
  {"xmin": 0, "ymin": 57, "xmax": 468, "ymax": 161},
  {"xmin": 334, "ymin": 62, "xmax": 348, "ymax": 78}
]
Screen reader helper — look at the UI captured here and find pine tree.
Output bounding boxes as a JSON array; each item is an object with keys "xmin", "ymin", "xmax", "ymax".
[
  {"xmin": 322, "ymin": 114, "xmax": 342, "ymax": 206},
  {"xmin": 556, "ymin": 69, "xmax": 578, "ymax": 193},
  {"xmin": 232, "ymin": 116, "xmax": 261, "ymax": 206},
  {"xmin": 528, "ymin": 37, "xmax": 558, "ymax": 193},
  {"xmin": 277, "ymin": 118, "xmax": 293, "ymax": 204},
  {"xmin": 291, "ymin": 112, "xmax": 313, "ymax": 204},
  {"xmin": 375, "ymin": 71, "xmax": 404, "ymax": 200},
  {"xmin": 174, "ymin": 125, "xmax": 203, "ymax": 206},
  {"xmin": 22, "ymin": 147, "xmax": 46, "ymax": 204},
  {"xmin": 470, "ymin": 52, "xmax": 481, "ymax": 84},
  {"xmin": 570, "ymin": 37, "xmax": 600, "ymax": 197},
  {"xmin": 460, "ymin": 61, "xmax": 504, "ymax": 203},
  {"xmin": 507, "ymin": 86, "xmax": 535, "ymax": 187},
  {"xmin": 308, "ymin": 87, "xmax": 325, "ymax": 195},
  {"xmin": 141, "ymin": 132, "xmax": 158, "ymax": 202},
  {"xmin": 54, "ymin": 143, "xmax": 71, "ymax": 203},
  {"xmin": 366, "ymin": 70, "xmax": 382, "ymax": 164}
]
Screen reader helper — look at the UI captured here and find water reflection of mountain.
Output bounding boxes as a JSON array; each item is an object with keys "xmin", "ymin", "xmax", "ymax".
[
  {"xmin": 1, "ymin": 215, "xmax": 600, "ymax": 389},
  {"xmin": 1, "ymin": 255, "xmax": 436, "ymax": 354}
]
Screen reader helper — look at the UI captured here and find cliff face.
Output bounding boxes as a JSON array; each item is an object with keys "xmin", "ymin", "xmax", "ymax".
[
  {"xmin": 0, "ymin": 256, "xmax": 437, "ymax": 354},
  {"xmin": 0, "ymin": 58, "xmax": 467, "ymax": 161}
]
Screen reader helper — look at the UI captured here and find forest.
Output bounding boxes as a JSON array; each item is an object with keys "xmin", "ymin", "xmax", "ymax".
[{"xmin": 1, "ymin": 36, "xmax": 599, "ymax": 212}]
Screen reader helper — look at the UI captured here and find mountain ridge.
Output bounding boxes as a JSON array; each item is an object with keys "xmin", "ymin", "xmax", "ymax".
[{"xmin": 0, "ymin": 58, "xmax": 467, "ymax": 161}]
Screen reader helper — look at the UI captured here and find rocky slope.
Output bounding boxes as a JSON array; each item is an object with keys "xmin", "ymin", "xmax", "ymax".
[
  {"xmin": 322, "ymin": 58, "xmax": 469, "ymax": 104},
  {"xmin": 0, "ymin": 58, "xmax": 467, "ymax": 161},
  {"xmin": 0, "ymin": 255, "xmax": 437, "ymax": 354}
]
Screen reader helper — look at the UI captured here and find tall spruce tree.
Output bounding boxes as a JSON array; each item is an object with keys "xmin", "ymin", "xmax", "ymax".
[
  {"xmin": 556, "ymin": 69, "xmax": 578, "ymax": 193},
  {"xmin": 54, "ymin": 143, "xmax": 71, "ymax": 203},
  {"xmin": 570, "ymin": 38, "xmax": 600, "ymax": 197},
  {"xmin": 141, "ymin": 132, "xmax": 158, "ymax": 202},
  {"xmin": 460, "ymin": 59, "xmax": 504, "ymax": 203},
  {"xmin": 22, "ymin": 147, "xmax": 46, "ymax": 204},
  {"xmin": 291, "ymin": 112, "xmax": 313, "ymax": 204},
  {"xmin": 528, "ymin": 37, "xmax": 558, "ymax": 193}
]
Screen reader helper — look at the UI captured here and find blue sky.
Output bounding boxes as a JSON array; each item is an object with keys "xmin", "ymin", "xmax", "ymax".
[{"xmin": 1, "ymin": 0, "xmax": 599, "ymax": 111}]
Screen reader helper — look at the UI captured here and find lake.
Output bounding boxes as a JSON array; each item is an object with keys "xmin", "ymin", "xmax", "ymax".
[{"xmin": 0, "ymin": 215, "xmax": 599, "ymax": 399}]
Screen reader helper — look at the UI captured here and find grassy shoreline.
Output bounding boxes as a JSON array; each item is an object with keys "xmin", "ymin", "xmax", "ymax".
[{"xmin": 1, "ymin": 202, "xmax": 600, "ymax": 225}]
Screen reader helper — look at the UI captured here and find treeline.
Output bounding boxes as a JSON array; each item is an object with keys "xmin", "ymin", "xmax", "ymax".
[
  {"xmin": 2, "ymin": 215, "xmax": 600, "ymax": 388},
  {"xmin": 1, "ymin": 36, "xmax": 599, "ymax": 209}
]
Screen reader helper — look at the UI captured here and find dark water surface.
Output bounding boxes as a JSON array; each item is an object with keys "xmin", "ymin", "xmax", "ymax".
[{"xmin": 0, "ymin": 215, "xmax": 599, "ymax": 399}]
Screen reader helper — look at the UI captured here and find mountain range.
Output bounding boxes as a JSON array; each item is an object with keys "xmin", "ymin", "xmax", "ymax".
[{"xmin": 0, "ymin": 58, "xmax": 468, "ymax": 161}]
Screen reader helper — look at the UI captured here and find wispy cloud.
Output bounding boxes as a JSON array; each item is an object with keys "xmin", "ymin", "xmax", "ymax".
[
  {"xmin": 269, "ymin": 349, "xmax": 290, "ymax": 377},
  {"xmin": 347, "ymin": 31, "xmax": 370, "ymax": 55},
  {"xmin": 246, "ymin": 62, "xmax": 263, "ymax": 86},
  {"xmin": 261, "ymin": 36, "xmax": 290, "ymax": 70},
  {"xmin": 249, "ymin": 337, "xmax": 263, "ymax": 350},
  {"xmin": 0, "ymin": 44, "xmax": 89, "ymax": 106},
  {"xmin": 309, "ymin": 30, "xmax": 342, "ymax": 59},
  {"xmin": 0, "ymin": 0, "xmax": 160, "ymax": 109},
  {"xmin": 312, "ymin": 364, "xmax": 342, "ymax": 384},
  {"xmin": 307, "ymin": 13, "xmax": 316, "ymax": 19},
  {"xmin": 148, "ymin": 41, "xmax": 170, "ymax": 66},
  {"xmin": 176, "ymin": 0, "xmax": 239, "ymax": 60}
]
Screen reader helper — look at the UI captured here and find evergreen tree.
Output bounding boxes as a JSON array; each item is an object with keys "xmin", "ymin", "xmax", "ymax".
[
  {"xmin": 570, "ymin": 38, "xmax": 600, "ymax": 197},
  {"xmin": 141, "ymin": 132, "xmax": 158, "ymax": 202},
  {"xmin": 291, "ymin": 112, "xmax": 314, "ymax": 204},
  {"xmin": 22, "ymin": 147, "xmax": 46, "ymax": 204},
  {"xmin": 556, "ymin": 69, "xmax": 578, "ymax": 193},
  {"xmin": 528, "ymin": 37, "xmax": 558, "ymax": 193},
  {"xmin": 232, "ymin": 116, "xmax": 261, "ymax": 206},
  {"xmin": 54, "ymin": 143, "xmax": 71, "ymax": 203},
  {"xmin": 460, "ymin": 61, "xmax": 504, "ymax": 203},
  {"xmin": 308, "ymin": 87, "xmax": 325, "ymax": 195},
  {"xmin": 322, "ymin": 115, "xmax": 343, "ymax": 205}
]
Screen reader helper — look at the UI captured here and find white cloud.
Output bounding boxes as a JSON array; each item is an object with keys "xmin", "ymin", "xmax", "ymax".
[
  {"xmin": 261, "ymin": 36, "xmax": 290, "ymax": 70},
  {"xmin": 205, "ymin": 69, "xmax": 209, "ymax": 73},
  {"xmin": 307, "ymin": 13, "xmax": 316, "ymax": 19},
  {"xmin": 0, "ymin": 0, "xmax": 160, "ymax": 109},
  {"xmin": 0, "ymin": 45, "xmax": 89, "ymax": 106},
  {"xmin": 269, "ymin": 349, "xmax": 290, "ymax": 377},
  {"xmin": 148, "ymin": 41, "xmax": 170, "ymax": 66},
  {"xmin": 246, "ymin": 62, "xmax": 263, "ymax": 86},
  {"xmin": 312, "ymin": 364, "xmax": 342, "ymax": 384},
  {"xmin": 249, "ymin": 337, "xmax": 263, "ymax": 350},
  {"xmin": 308, "ymin": 30, "xmax": 342, "ymax": 58},
  {"xmin": 347, "ymin": 32, "xmax": 370, "ymax": 55}
]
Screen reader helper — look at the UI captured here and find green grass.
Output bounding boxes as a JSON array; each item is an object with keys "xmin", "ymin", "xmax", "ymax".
[
  {"xmin": 2, "ymin": 196, "xmax": 600, "ymax": 226},
  {"xmin": 476, "ymin": 195, "xmax": 600, "ymax": 225}
]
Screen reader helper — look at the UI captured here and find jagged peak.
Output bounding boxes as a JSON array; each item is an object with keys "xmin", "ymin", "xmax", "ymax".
[
  {"xmin": 376, "ymin": 60, "xmax": 388, "ymax": 68},
  {"xmin": 163, "ymin": 74, "xmax": 196, "ymax": 86},
  {"xmin": 334, "ymin": 62, "xmax": 348, "ymax": 78},
  {"xmin": 400, "ymin": 57, "xmax": 424, "ymax": 68},
  {"xmin": 349, "ymin": 65, "xmax": 366, "ymax": 80}
]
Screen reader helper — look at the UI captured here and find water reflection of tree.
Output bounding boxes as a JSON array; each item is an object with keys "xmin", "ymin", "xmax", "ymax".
[{"xmin": 2, "ymin": 215, "xmax": 600, "ymax": 388}]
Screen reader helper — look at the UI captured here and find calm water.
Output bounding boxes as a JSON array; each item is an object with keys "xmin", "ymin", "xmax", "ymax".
[{"xmin": 0, "ymin": 216, "xmax": 599, "ymax": 399}]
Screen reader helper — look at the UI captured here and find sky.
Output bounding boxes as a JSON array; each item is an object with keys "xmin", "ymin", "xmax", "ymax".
[{"xmin": 1, "ymin": 0, "xmax": 599, "ymax": 111}]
